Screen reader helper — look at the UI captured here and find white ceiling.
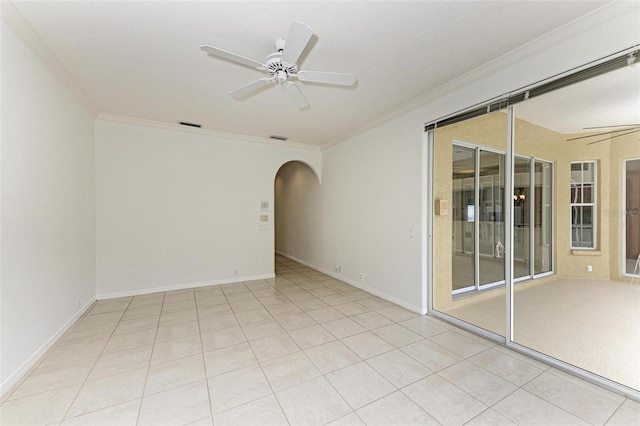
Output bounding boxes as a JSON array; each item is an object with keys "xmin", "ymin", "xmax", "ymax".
[{"xmin": 13, "ymin": 1, "xmax": 610, "ymax": 146}]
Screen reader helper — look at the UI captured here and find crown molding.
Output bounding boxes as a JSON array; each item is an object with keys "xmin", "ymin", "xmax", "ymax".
[
  {"xmin": 97, "ymin": 113, "xmax": 322, "ymax": 151},
  {"xmin": 323, "ymin": 1, "xmax": 640, "ymax": 151},
  {"xmin": 1, "ymin": 1, "xmax": 99, "ymax": 117}
]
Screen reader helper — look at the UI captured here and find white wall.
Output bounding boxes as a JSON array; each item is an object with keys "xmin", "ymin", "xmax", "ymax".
[
  {"xmin": 274, "ymin": 161, "xmax": 322, "ymax": 263},
  {"xmin": 1, "ymin": 16, "xmax": 96, "ymax": 391},
  {"xmin": 95, "ymin": 118, "xmax": 321, "ymax": 298},
  {"xmin": 289, "ymin": 3, "xmax": 639, "ymax": 313}
]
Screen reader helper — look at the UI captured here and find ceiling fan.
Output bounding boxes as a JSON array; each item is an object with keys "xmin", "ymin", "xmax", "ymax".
[
  {"xmin": 566, "ymin": 124, "xmax": 640, "ymax": 145},
  {"xmin": 200, "ymin": 21, "xmax": 357, "ymax": 110}
]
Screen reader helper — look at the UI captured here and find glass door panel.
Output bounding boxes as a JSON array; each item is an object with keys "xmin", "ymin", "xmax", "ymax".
[
  {"xmin": 479, "ymin": 151, "xmax": 505, "ymax": 287},
  {"xmin": 534, "ymin": 160, "xmax": 553, "ymax": 274},
  {"xmin": 452, "ymin": 145, "xmax": 475, "ymax": 292},
  {"xmin": 513, "ymin": 157, "xmax": 531, "ymax": 279},
  {"xmin": 625, "ymin": 159, "xmax": 640, "ymax": 276}
]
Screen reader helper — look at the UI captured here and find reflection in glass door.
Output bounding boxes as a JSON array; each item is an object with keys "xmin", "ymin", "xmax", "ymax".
[
  {"xmin": 452, "ymin": 144, "xmax": 505, "ymax": 294},
  {"xmin": 624, "ymin": 158, "xmax": 640, "ymax": 276}
]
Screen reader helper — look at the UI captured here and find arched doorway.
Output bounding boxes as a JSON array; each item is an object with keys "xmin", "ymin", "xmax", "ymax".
[{"xmin": 274, "ymin": 161, "xmax": 321, "ymax": 267}]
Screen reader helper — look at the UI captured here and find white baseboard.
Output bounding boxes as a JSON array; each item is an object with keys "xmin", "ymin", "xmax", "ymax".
[
  {"xmin": 96, "ymin": 273, "xmax": 275, "ymax": 300},
  {"xmin": 0, "ymin": 297, "xmax": 96, "ymax": 398},
  {"xmin": 275, "ymin": 251, "xmax": 422, "ymax": 314}
]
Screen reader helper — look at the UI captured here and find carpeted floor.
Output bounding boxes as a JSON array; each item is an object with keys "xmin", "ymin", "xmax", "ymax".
[{"xmin": 445, "ymin": 278, "xmax": 640, "ymax": 391}]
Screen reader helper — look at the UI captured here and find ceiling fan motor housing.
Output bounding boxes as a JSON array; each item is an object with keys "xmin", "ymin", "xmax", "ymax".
[{"xmin": 266, "ymin": 52, "xmax": 297, "ymax": 83}]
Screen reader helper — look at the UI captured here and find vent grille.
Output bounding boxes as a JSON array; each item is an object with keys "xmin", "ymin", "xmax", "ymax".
[
  {"xmin": 269, "ymin": 135, "xmax": 289, "ymax": 141},
  {"xmin": 179, "ymin": 121, "xmax": 202, "ymax": 128}
]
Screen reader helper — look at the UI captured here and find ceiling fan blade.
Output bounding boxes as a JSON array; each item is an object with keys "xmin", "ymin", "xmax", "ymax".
[
  {"xmin": 229, "ymin": 78, "xmax": 274, "ymax": 99},
  {"xmin": 283, "ymin": 82, "xmax": 309, "ymax": 110},
  {"xmin": 200, "ymin": 45, "xmax": 265, "ymax": 70},
  {"xmin": 297, "ymin": 70, "xmax": 357, "ymax": 86},
  {"xmin": 587, "ymin": 128, "xmax": 640, "ymax": 145},
  {"xmin": 566, "ymin": 127, "xmax": 640, "ymax": 142},
  {"xmin": 280, "ymin": 21, "xmax": 314, "ymax": 65}
]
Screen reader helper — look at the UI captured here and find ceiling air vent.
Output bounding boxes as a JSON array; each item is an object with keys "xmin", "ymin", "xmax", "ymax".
[
  {"xmin": 269, "ymin": 135, "xmax": 289, "ymax": 141},
  {"xmin": 179, "ymin": 121, "xmax": 202, "ymax": 128}
]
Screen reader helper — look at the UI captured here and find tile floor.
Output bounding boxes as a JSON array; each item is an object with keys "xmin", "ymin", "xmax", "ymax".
[{"xmin": 1, "ymin": 255, "xmax": 638, "ymax": 425}]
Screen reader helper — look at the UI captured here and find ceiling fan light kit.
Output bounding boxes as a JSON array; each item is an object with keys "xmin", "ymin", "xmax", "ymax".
[{"xmin": 201, "ymin": 21, "xmax": 357, "ymax": 110}]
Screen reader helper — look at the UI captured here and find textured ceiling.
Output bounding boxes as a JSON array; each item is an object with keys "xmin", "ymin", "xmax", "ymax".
[{"xmin": 13, "ymin": 1, "xmax": 610, "ymax": 146}]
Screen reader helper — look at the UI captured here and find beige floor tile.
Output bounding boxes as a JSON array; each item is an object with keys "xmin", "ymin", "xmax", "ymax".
[
  {"xmin": 294, "ymin": 298, "xmax": 330, "ymax": 311},
  {"xmin": 373, "ymin": 323, "xmax": 423, "ymax": 347},
  {"xmin": 356, "ymin": 391, "xmax": 439, "ymax": 426},
  {"xmin": 350, "ymin": 312, "xmax": 394, "ymax": 330},
  {"xmin": 138, "ymin": 380, "xmax": 210, "ymax": 426},
  {"xmin": 1, "ymin": 384, "xmax": 81, "ymax": 425},
  {"xmin": 103, "ymin": 328, "xmax": 157, "ymax": 354},
  {"xmin": 208, "ymin": 365, "xmax": 272, "ymax": 414},
  {"xmin": 151, "ymin": 334, "xmax": 202, "ymax": 365},
  {"xmin": 8, "ymin": 358, "xmax": 94, "ymax": 400},
  {"xmin": 306, "ymin": 307, "xmax": 346, "ymax": 323},
  {"xmin": 376, "ymin": 306, "xmax": 419, "ymax": 322},
  {"xmin": 88, "ymin": 298, "xmax": 131, "ymax": 315},
  {"xmin": 325, "ymin": 412, "xmax": 365, "ymax": 425},
  {"xmin": 121, "ymin": 305, "xmax": 162, "ymax": 321},
  {"xmin": 428, "ymin": 330, "xmax": 491, "ymax": 358},
  {"xmin": 326, "ymin": 362, "xmax": 395, "ymax": 410},
  {"xmin": 234, "ymin": 307, "xmax": 273, "ymax": 325},
  {"xmin": 288, "ymin": 324, "xmax": 336, "ymax": 349},
  {"xmin": 203, "ymin": 342, "xmax": 258, "ymax": 377},
  {"xmin": 39, "ymin": 337, "xmax": 108, "ymax": 368},
  {"xmin": 128, "ymin": 294, "xmax": 164, "ymax": 310},
  {"xmin": 493, "ymin": 389, "xmax": 589, "ymax": 426},
  {"xmin": 357, "ymin": 298, "xmax": 394, "ymax": 310},
  {"xmin": 186, "ymin": 416, "xmax": 213, "ymax": 425},
  {"xmin": 332, "ymin": 302, "xmax": 369, "ymax": 316},
  {"xmin": 273, "ymin": 312, "xmax": 317, "ymax": 331},
  {"xmin": 340, "ymin": 331, "xmax": 394, "ymax": 359},
  {"xmin": 66, "ymin": 367, "xmax": 147, "ymax": 418},
  {"xmin": 401, "ymin": 339, "xmax": 462, "ymax": 372},
  {"xmin": 163, "ymin": 290, "xmax": 194, "ymax": 303},
  {"xmin": 196, "ymin": 295, "xmax": 228, "ymax": 308},
  {"xmin": 465, "ymin": 408, "xmax": 516, "ymax": 426},
  {"xmin": 113, "ymin": 316, "xmax": 159, "ymax": 335},
  {"xmin": 241, "ymin": 320, "xmax": 284, "ymax": 340},
  {"xmin": 256, "ymin": 295, "xmax": 289, "ymax": 307},
  {"xmin": 276, "ymin": 376, "xmax": 351, "ymax": 425},
  {"xmin": 366, "ymin": 349, "xmax": 432, "ymax": 388},
  {"xmin": 606, "ymin": 405, "xmax": 640, "ymax": 426},
  {"xmin": 221, "ymin": 283, "xmax": 250, "ymax": 294},
  {"xmin": 308, "ymin": 287, "xmax": 338, "ymax": 297},
  {"xmin": 58, "ymin": 322, "xmax": 118, "ymax": 345},
  {"xmin": 201, "ymin": 326, "xmax": 246, "ymax": 352},
  {"xmin": 249, "ymin": 333, "xmax": 300, "ymax": 362},
  {"xmin": 158, "ymin": 308, "xmax": 197, "ymax": 326},
  {"xmin": 402, "ymin": 374, "xmax": 487, "ymax": 426},
  {"xmin": 88, "ymin": 345, "xmax": 153, "ymax": 380},
  {"xmin": 161, "ymin": 299, "xmax": 196, "ymax": 314},
  {"xmin": 212, "ymin": 395, "xmax": 288, "ymax": 426},
  {"xmin": 261, "ymin": 351, "xmax": 322, "ymax": 391},
  {"xmin": 439, "ymin": 360, "xmax": 518, "ymax": 406},
  {"xmin": 145, "ymin": 354, "xmax": 206, "ymax": 395},
  {"xmin": 75, "ymin": 311, "xmax": 123, "ymax": 327},
  {"xmin": 467, "ymin": 347, "xmax": 543, "ymax": 386},
  {"xmin": 229, "ymin": 299, "xmax": 263, "ymax": 312},
  {"xmin": 523, "ymin": 371, "xmax": 622, "ymax": 424},
  {"xmin": 266, "ymin": 303, "xmax": 302, "ymax": 316},
  {"xmin": 546, "ymin": 368, "xmax": 625, "ymax": 404},
  {"xmin": 399, "ymin": 316, "xmax": 450, "ymax": 337},
  {"xmin": 251, "ymin": 288, "xmax": 282, "ymax": 298},
  {"xmin": 198, "ymin": 313, "xmax": 238, "ymax": 333},
  {"xmin": 225, "ymin": 291, "xmax": 257, "ymax": 302},
  {"xmin": 305, "ymin": 341, "xmax": 361, "ymax": 374},
  {"xmin": 319, "ymin": 294, "xmax": 352, "ymax": 306},
  {"xmin": 322, "ymin": 318, "xmax": 367, "ymax": 339},
  {"xmin": 60, "ymin": 399, "xmax": 141, "ymax": 426},
  {"xmin": 156, "ymin": 319, "xmax": 200, "ymax": 342},
  {"xmin": 197, "ymin": 303, "xmax": 232, "ymax": 319}
]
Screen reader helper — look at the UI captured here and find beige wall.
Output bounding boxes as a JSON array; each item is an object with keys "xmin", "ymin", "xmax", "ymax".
[{"xmin": 432, "ymin": 111, "xmax": 639, "ymax": 311}]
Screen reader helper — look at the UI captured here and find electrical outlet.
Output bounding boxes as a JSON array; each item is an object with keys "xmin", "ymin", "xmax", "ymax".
[
  {"xmin": 334, "ymin": 266, "xmax": 338, "ymax": 272},
  {"xmin": 234, "ymin": 269, "xmax": 239, "ymax": 275},
  {"xmin": 359, "ymin": 273, "xmax": 364, "ymax": 281},
  {"xmin": 587, "ymin": 265, "xmax": 592, "ymax": 272},
  {"xmin": 338, "ymin": 266, "xmax": 342, "ymax": 273}
]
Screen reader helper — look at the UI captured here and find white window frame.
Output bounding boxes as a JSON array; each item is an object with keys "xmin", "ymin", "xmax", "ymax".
[{"xmin": 570, "ymin": 161, "xmax": 597, "ymax": 250}]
